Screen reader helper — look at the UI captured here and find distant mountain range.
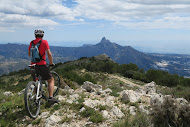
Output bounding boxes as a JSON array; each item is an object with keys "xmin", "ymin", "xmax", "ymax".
[{"xmin": 0, "ymin": 37, "xmax": 190, "ymax": 77}]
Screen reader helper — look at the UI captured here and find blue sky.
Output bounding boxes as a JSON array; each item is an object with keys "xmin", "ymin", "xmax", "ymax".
[{"xmin": 0, "ymin": 0, "xmax": 190, "ymax": 54}]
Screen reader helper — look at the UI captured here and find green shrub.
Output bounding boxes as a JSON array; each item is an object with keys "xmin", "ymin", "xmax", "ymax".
[
  {"xmin": 97, "ymin": 105, "xmax": 107, "ymax": 111},
  {"xmin": 0, "ymin": 102, "xmax": 13, "ymax": 113},
  {"xmin": 77, "ymin": 97, "xmax": 85, "ymax": 104},
  {"xmin": 89, "ymin": 112, "xmax": 104, "ymax": 123},
  {"xmin": 158, "ymin": 85, "xmax": 190, "ymax": 101},
  {"xmin": 151, "ymin": 96, "xmax": 190, "ymax": 127},
  {"xmin": 80, "ymin": 107, "xmax": 104, "ymax": 123},
  {"xmin": 110, "ymin": 91, "xmax": 120, "ymax": 97},
  {"xmin": 59, "ymin": 116, "xmax": 72, "ymax": 124},
  {"xmin": 113, "ymin": 112, "xmax": 151, "ymax": 127},
  {"xmin": 109, "ymin": 85, "xmax": 123, "ymax": 97},
  {"xmin": 32, "ymin": 118, "xmax": 42, "ymax": 125}
]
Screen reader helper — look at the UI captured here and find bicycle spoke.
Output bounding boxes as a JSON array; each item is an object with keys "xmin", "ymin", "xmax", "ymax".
[{"xmin": 24, "ymin": 81, "xmax": 41, "ymax": 118}]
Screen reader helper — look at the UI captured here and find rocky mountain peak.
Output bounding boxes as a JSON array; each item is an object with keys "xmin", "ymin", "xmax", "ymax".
[{"xmin": 99, "ymin": 37, "xmax": 112, "ymax": 44}]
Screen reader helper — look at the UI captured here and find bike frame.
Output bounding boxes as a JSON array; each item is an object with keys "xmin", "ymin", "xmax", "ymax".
[
  {"xmin": 35, "ymin": 76, "xmax": 43, "ymax": 101},
  {"xmin": 25, "ymin": 64, "xmax": 60, "ymax": 118}
]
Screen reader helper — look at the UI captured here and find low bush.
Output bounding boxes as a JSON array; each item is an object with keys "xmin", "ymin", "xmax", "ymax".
[
  {"xmin": 109, "ymin": 85, "xmax": 123, "ymax": 97},
  {"xmin": 113, "ymin": 112, "xmax": 151, "ymax": 127},
  {"xmin": 80, "ymin": 106, "xmax": 104, "ymax": 123},
  {"xmin": 151, "ymin": 96, "xmax": 190, "ymax": 127}
]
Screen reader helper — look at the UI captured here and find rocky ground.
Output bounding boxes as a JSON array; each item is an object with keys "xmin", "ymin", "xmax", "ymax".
[{"xmin": 2, "ymin": 74, "xmax": 190, "ymax": 127}]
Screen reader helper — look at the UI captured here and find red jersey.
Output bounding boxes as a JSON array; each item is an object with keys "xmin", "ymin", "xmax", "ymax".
[{"xmin": 28, "ymin": 38, "xmax": 50, "ymax": 65}]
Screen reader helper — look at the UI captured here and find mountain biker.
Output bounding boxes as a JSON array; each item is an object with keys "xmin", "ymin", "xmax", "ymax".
[{"xmin": 28, "ymin": 29, "xmax": 59, "ymax": 103}]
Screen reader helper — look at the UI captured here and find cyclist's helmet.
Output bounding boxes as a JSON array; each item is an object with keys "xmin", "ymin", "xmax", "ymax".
[{"xmin": 34, "ymin": 29, "xmax": 44, "ymax": 36}]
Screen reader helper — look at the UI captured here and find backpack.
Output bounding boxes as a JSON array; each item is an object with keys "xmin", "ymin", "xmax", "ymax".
[{"xmin": 30, "ymin": 40, "xmax": 45, "ymax": 63}]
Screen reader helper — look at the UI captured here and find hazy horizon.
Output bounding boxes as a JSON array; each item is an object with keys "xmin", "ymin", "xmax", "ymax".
[{"xmin": 1, "ymin": 38, "xmax": 190, "ymax": 55}]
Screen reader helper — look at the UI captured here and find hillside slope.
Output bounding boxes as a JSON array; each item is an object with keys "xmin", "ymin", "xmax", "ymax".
[{"xmin": 0, "ymin": 55, "xmax": 189, "ymax": 126}]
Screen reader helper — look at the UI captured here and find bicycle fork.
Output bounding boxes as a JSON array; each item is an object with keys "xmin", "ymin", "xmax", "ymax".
[{"xmin": 35, "ymin": 81, "xmax": 42, "ymax": 102}]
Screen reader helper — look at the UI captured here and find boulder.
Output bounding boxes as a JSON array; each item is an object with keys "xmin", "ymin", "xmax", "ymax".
[
  {"xmin": 3, "ymin": 91, "xmax": 13, "ymax": 96},
  {"xmin": 64, "ymin": 85, "xmax": 74, "ymax": 94},
  {"xmin": 129, "ymin": 106, "xmax": 136, "ymax": 115},
  {"xmin": 45, "ymin": 115, "xmax": 61, "ymax": 126},
  {"xmin": 79, "ymin": 107, "xmax": 86, "ymax": 112},
  {"xmin": 101, "ymin": 110, "xmax": 109, "ymax": 118},
  {"xmin": 121, "ymin": 90, "xmax": 141, "ymax": 103},
  {"xmin": 111, "ymin": 106, "xmax": 124, "ymax": 118},
  {"xmin": 137, "ymin": 81, "xmax": 156, "ymax": 95},
  {"xmin": 143, "ymin": 81, "xmax": 156, "ymax": 94},
  {"xmin": 175, "ymin": 98, "xmax": 188, "ymax": 105},
  {"xmin": 104, "ymin": 88, "xmax": 112, "ymax": 94},
  {"xmin": 39, "ymin": 112, "xmax": 49, "ymax": 119},
  {"xmin": 83, "ymin": 98, "xmax": 103, "ymax": 108},
  {"xmin": 105, "ymin": 96, "xmax": 115, "ymax": 106},
  {"xmin": 56, "ymin": 95, "xmax": 66, "ymax": 101},
  {"xmin": 18, "ymin": 89, "xmax": 25, "ymax": 95},
  {"xmin": 139, "ymin": 105, "xmax": 149, "ymax": 114},
  {"xmin": 81, "ymin": 81, "xmax": 102, "ymax": 93},
  {"xmin": 150, "ymin": 93, "xmax": 164, "ymax": 106}
]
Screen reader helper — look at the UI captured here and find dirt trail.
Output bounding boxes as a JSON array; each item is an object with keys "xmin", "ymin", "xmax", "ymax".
[{"xmin": 106, "ymin": 74, "xmax": 139, "ymax": 87}]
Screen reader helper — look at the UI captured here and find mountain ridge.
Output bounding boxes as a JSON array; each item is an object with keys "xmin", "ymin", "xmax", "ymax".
[{"xmin": 0, "ymin": 37, "xmax": 190, "ymax": 76}]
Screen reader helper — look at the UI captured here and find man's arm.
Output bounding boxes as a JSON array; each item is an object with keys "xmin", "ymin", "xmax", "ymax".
[{"xmin": 46, "ymin": 49, "xmax": 53, "ymax": 65}]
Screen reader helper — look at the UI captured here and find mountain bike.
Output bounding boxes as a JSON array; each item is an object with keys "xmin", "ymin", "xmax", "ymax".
[{"xmin": 24, "ymin": 64, "xmax": 60, "ymax": 118}]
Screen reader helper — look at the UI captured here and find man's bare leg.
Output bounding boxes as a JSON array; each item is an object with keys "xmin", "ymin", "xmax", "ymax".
[{"xmin": 48, "ymin": 77, "xmax": 54, "ymax": 97}]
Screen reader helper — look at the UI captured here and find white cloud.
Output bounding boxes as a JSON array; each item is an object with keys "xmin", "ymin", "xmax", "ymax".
[
  {"xmin": 0, "ymin": 0, "xmax": 77, "ymax": 31},
  {"xmin": 115, "ymin": 16, "xmax": 190, "ymax": 29},
  {"xmin": 73, "ymin": 0, "xmax": 190, "ymax": 29},
  {"xmin": 0, "ymin": 13, "xmax": 58, "ymax": 29},
  {"xmin": 74, "ymin": 0, "xmax": 190, "ymax": 19},
  {"xmin": 1, "ymin": 0, "xmax": 190, "ymax": 31}
]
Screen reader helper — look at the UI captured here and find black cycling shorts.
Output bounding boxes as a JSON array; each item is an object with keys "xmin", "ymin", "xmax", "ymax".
[{"xmin": 35, "ymin": 65, "xmax": 52, "ymax": 80}]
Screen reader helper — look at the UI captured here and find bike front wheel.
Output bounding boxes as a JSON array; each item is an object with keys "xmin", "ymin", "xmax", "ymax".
[{"xmin": 24, "ymin": 81, "xmax": 41, "ymax": 119}]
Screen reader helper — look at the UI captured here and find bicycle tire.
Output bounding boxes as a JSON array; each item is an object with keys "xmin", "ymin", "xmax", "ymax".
[
  {"xmin": 41, "ymin": 71, "xmax": 60, "ymax": 99},
  {"xmin": 50, "ymin": 71, "xmax": 61, "ymax": 97},
  {"xmin": 24, "ymin": 81, "xmax": 41, "ymax": 119}
]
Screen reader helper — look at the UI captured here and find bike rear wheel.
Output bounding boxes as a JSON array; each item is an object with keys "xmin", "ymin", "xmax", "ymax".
[
  {"xmin": 51, "ymin": 71, "xmax": 61, "ymax": 97},
  {"xmin": 24, "ymin": 81, "xmax": 41, "ymax": 119},
  {"xmin": 42, "ymin": 71, "xmax": 61, "ymax": 98}
]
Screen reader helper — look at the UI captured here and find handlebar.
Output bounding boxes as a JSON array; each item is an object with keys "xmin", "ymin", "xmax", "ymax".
[{"xmin": 29, "ymin": 64, "xmax": 55, "ymax": 68}]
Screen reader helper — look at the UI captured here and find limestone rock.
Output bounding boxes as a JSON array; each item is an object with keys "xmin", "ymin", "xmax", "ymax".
[
  {"xmin": 80, "ymin": 107, "xmax": 86, "ymax": 112},
  {"xmin": 121, "ymin": 90, "xmax": 140, "ymax": 103},
  {"xmin": 105, "ymin": 96, "xmax": 115, "ymax": 106},
  {"xmin": 104, "ymin": 88, "xmax": 112, "ymax": 93},
  {"xmin": 137, "ymin": 81, "xmax": 156, "ymax": 95},
  {"xmin": 129, "ymin": 106, "xmax": 136, "ymax": 115},
  {"xmin": 66, "ymin": 99, "xmax": 74, "ymax": 104},
  {"xmin": 175, "ymin": 98, "xmax": 188, "ymax": 105},
  {"xmin": 111, "ymin": 106, "xmax": 124, "ymax": 118},
  {"xmin": 56, "ymin": 95, "xmax": 66, "ymax": 101},
  {"xmin": 101, "ymin": 110, "xmax": 109, "ymax": 118},
  {"xmin": 83, "ymin": 98, "xmax": 103, "ymax": 108},
  {"xmin": 39, "ymin": 112, "xmax": 49, "ymax": 119},
  {"xmin": 143, "ymin": 81, "xmax": 156, "ymax": 94},
  {"xmin": 139, "ymin": 105, "xmax": 149, "ymax": 114},
  {"xmin": 45, "ymin": 115, "xmax": 61, "ymax": 126},
  {"xmin": 81, "ymin": 81, "xmax": 102, "ymax": 93},
  {"xmin": 18, "ymin": 89, "xmax": 25, "ymax": 95},
  {"xmin": 150, "ymin": 93, "xmax": 164, "ymax": 106},
  {"xmin": 64, "ymin": 85, "xmax": 74, "ymax": 94},
  {"xmin": 3, "ymin": 91, "xmax": 13, "ymax": 96}
]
